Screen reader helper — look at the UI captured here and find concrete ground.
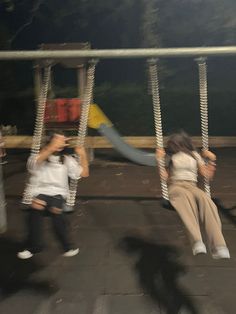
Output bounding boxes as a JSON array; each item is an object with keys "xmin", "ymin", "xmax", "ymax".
[{"xmin": 0, "ymin": 148, "xmax": 236, "ymax": 314}]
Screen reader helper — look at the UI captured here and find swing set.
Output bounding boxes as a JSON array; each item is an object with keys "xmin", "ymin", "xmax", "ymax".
[
  {"xmin": 22, "ymin": 44, "xmax": 97, "ymax": 211},
  {"xmin": 0, "ymin": 45, "xmax": 236, "ymax": 232}
]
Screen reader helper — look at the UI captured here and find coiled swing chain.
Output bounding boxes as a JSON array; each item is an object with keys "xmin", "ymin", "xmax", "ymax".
[
  {"xmin": 148, "ymin": 58, "xmax": 169, "ymax": 201},
  {"xmin": 197, "ymin": 58, "xmax": 211, "ymax": 197},
  {"xmin": 22, "ymin": 65, "xmax": 51, "ymax": 204},
  {"xmin": 66, "ymin": 60, "xmax": 97, "ymax": 207}
]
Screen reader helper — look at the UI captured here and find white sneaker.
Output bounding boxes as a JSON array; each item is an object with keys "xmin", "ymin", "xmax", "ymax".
[
  {"xmin": 63, "ymin": 248, "xmax": 79, "ymax": 257},
  {"xmin": 192, "ymin": 241, "xmax": 207, "ymax": 256},
  {"xmin": 17, "ymin": 250, "xmax": 33, "ymax": 259},
  {"xmin": 212, "ymin": 246, "xmax": 230, "ymax": 259}
]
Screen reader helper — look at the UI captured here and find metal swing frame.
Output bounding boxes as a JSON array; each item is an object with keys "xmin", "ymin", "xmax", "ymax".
[{"xmin": 1, "ymin": 45, "xmax": 235, "ymax": 230}]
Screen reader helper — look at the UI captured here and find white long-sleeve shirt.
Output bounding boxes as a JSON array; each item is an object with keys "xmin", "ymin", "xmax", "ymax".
[{"xmin": 27, "ymin": 154, "xmax": 83, "ymax": 199}]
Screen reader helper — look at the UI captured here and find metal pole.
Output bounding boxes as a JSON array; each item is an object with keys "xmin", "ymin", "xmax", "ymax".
[
  {"xmin": 1, "ymin": 46, "xmax": 236, "ymax": 60},
  {"xmin": 78, "ymin": 65, "xmax": 86, "ymax": 99}
]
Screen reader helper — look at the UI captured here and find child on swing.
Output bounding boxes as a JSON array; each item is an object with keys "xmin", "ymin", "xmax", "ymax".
[
  {"xmin": 18, "ymin": 132, "xmax": 89, "ymax": 259},
  {"xmin": 156, "ymin": 131, "xmax": 230, "ymax": 259}
]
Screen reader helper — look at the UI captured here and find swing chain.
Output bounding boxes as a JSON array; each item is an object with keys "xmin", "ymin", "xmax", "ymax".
[
  {"xmin": 32, "ymin": 65, "xmax": 51, "ymax": 154},
  {"xmin": 148, "ymin": 58, "xmax": 169, "ymax": 201},
  {"xmin": 22, "ymin": 65, "xmax": 51, "ymax": 205},
  {"xmin": 77, "ymin": 59, "xmax": 98, "ymax": 147},
  {"xmin": 66, "ymin": 59, "xmax": 97, "ymax": 207},
  {"xmin": 196, "ymin": 58, "xmax": 211, "ymax": 197}
]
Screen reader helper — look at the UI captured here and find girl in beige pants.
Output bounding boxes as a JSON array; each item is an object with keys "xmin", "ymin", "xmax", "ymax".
[{"xmin": 156, "ymin": 132, "xmax": 230, "ymax": 259}]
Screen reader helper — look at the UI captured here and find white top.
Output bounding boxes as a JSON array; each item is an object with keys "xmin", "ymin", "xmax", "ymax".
[
  {"xmin": 27, "ymin": 154, "xmax": 83, "ymax": 199},
  {"xmin": 170, "ymin": 151, "xmax": 204, "ymax": 182}
]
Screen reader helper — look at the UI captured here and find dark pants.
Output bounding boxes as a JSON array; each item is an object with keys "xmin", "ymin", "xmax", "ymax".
[{"xmin": 26, "ymin": 194, "xmax": 71, "ymax": 253}]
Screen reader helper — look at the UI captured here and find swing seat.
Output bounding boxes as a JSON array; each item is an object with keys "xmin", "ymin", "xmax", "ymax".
[{"xmin": 161, "ymin": 198, "xmax": 175, "ymax": 210}]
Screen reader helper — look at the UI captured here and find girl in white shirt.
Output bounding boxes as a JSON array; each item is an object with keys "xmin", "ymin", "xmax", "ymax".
[
  {"xmin": 156, "ymin": 132, "xmax": 230, "ymax": 259},
  {"xmin": 18, "ymin": 133, "xmax": 89, "ymax": 259}
]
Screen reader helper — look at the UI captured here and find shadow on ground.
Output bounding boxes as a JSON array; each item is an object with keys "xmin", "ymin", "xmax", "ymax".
[
  {"xmin": 120, "ymin": 236, "xmax": 199, "ymax": 314},
  {"xmin": 215, "ymin": 199, "xmax": 236, "ymax": 226},
  {"xmin": 0, "ymin": 237, "xmax": 57, "ymax": 301}
]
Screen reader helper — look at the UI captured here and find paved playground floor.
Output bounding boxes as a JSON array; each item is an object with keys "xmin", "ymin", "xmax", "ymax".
[{"xmin": 0, "ymin": 148, "xmax": 236, "ymax": 314}]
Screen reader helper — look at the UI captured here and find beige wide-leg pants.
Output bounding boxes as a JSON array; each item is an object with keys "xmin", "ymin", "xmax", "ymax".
[{"xmin": 168, "ymin": 181, "xmax": 226, "ymax": 249}]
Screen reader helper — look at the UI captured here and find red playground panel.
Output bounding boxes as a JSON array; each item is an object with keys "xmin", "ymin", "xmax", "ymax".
[{"xmin": 45, "ymin": 98, "xmax": 81, "ymax": 123}]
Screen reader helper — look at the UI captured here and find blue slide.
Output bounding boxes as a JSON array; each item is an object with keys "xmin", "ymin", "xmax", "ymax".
[
  {"xmin": 98, "ymin": 124, "xmax": 157, "ymax": 166},
  {"xmin": 88, "ymin": 104, "xmax": 157, "ymax": 166}
]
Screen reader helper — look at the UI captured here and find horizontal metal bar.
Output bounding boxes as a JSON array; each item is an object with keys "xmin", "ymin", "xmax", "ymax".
[
  {"xmin": 5, "ymin": 136, "xmax": 236, "ymax": 148},
  {"xmin": 1, "ymin": 46, "xmax": 236, "ymax": 60}
]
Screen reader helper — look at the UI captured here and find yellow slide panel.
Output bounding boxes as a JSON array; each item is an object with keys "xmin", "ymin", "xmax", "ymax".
[{"xmin": 88, "ymin": 104, "xmax": 113, "ymax": 129}]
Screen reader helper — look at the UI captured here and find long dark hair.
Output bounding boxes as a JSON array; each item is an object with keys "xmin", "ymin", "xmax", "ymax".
[{"xmin": 166, "ymin": 131, "xmax": 196, "ymax": 158}]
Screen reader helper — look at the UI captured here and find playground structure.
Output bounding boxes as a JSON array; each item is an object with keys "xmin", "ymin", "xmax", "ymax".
[
  {"xmin": 24, "ymin": 44, "xmax": 214, "ymax": 204},
  {"xmin": 3, "ymin": 45, "xmax": 236, "ymax": 153},
  {"xmin": 33, "ymin": 43, "xmax": 160, "ymax": 168},
  {"xmin": 1, "ymin": 45, "xmax": 236, "ymax": 232}
]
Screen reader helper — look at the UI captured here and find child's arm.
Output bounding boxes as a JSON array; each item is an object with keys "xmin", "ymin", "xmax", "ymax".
[
  {"xmin": 155, "ymin": 148, "xmax": 169, "ymax": 181},
  {"xmin": 74, "ymin": 146, "xmax": 89, "ymax": 178},
  {"xmin": 198, "ymin": 150, "xmax": 216, "ymax": 180},
  {"xmin": 36, "ymin": 135, "xmax": 67, "ymax": 164}
]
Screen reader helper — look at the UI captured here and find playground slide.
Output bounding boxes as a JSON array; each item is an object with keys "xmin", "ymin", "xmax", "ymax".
[{"xmin": 88, "ymin": 104, "xmax": 157, "ymax": 166}]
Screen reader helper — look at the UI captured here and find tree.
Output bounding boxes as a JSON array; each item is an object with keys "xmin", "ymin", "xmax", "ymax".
[
  {"xmin": 140, "ymin": 0, "xmax": 162, "ymax": 48},
  {"xmin": 158, "ymin": 0, "xmax": 236, "ymax": 47}
]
